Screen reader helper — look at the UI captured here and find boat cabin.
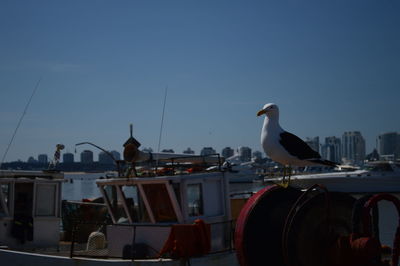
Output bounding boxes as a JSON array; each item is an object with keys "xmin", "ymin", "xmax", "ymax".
[
  {"xmin": 0, "ymin": 170, "xmax": 64, "ymax": 248},
  {"xmin": 96, "ymin": 171, "xmax": 232, "ymax": 258}
]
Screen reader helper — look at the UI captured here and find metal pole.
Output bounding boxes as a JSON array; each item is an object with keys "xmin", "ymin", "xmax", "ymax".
[{"xmin": 70, "ymin": 222, "xmax": 76, "ymax": 258}]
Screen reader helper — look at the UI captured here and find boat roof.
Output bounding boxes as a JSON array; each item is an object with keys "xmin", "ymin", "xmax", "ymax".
[{"xmin": 0, "ymin": 170, "xmax": 64, "ymax": 180}]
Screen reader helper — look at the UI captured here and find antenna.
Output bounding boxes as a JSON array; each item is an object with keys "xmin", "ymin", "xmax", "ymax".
[
  {"xmin": 157, "ymin": 86, "xmax": 168, "ymax": 153},
  {"xmin": 0, "ymin": 78, "xmax": 41, "ymax": 168},
  {"xmin": 156, "ymin": 86, "xmax": 168, "ymax": 169}
]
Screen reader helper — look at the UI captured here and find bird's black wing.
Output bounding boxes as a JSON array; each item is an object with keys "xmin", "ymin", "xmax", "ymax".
[{"xmin": 279, "ymin": 131, "xmax": 321, "ymax": 160}]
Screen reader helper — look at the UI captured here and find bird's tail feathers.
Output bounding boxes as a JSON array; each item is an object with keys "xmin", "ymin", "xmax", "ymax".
[{"xmin": 307, "ymin": 159, "xmax": 337, "ymax": 167}]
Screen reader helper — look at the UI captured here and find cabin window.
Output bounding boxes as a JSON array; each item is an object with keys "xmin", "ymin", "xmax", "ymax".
[
  {"xmin": 0, "ymin": 184, "xmax": 10, "ymax": 217},
  {"xmin": 121, "ymin": 185, "xmax": 137, "ymax": 222},
  {"xmin": 1, "ymin": 184, "xmax": 10, "ymax": 207},
  {"xmin": 36, "ymin": 184, "xmax": 57, "ymax": 216},
  {"xmin": 121, "ymin": 185, "xmax": 149, "ymax": 223},
  {"xmin": 0, "ymin": 203, "xmax": 4, "ymax": 217},
  {"xmin": 15, "ymin": 183, "xmax": 34, "ymax": 217},
  {"xmin": 108, "ymin": 185, "xmax": 131, "ymax": 224},
  {"xmin": 103, "ymin": 185, "xmax": 114, "ymax": 203},
  {"xmin": 142, "ymin": 184, "xmax": 177, "ymax": 222},
  {"xmin": 122, "ymin": 185, "xmax": 150, "ymax": 222},
  {"xmin": 204, "ymin": 180, "xmax": 224, "ymax": 217},
  {"xmin": 102, "ymin": 185, "xmax": 119, "ymax": 221},
  {"xmin": 187, "ymin": 183, "xmax": 203, "ymax": 217},
  {"xmin": 172, "ymin": 183, "xmax": 181, "ymax": 208}
]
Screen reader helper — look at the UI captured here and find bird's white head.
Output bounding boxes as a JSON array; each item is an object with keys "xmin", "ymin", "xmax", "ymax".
[{"xmin": 257, "ymin": 103, "xmax": 279, "ymax": 119}]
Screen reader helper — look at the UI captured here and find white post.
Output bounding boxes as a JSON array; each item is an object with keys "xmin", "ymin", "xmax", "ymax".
[{"xmin": 137, "ymin": 183, "xmax": 156, "ymax": 223}]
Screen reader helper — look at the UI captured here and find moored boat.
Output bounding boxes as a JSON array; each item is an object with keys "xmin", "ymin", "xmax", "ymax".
[
  {"xmin": 0, "ymin": 167, "xmax": 239, "ymax": 265},
  {"xmin": 0, "ymin": 135, "xmax": 242, "ymax": 265},
  {"xmin": 265, "ymin": 161, "xmax": 400, "ymax": 193}
]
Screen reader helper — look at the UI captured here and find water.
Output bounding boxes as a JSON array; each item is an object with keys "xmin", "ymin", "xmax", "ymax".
[{"xmin": 62, "ymin": 172, "xmax": 105, "ymax": 201}]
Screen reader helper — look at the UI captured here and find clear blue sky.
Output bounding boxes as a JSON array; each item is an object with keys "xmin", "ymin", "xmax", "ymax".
[{"xmin": 1, "ymin": 0, "xmax": 399, "ymax": 162}]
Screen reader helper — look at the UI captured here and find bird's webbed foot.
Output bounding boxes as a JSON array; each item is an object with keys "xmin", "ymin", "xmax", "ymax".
[{"xmin": 278, "ymin": 166, "xmax": 291, "ymax": 188}]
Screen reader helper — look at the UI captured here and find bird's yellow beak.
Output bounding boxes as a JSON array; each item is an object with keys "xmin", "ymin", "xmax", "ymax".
[{"xmin": 257, "ymin": 109, "xmax": 266, "ymax": 116}]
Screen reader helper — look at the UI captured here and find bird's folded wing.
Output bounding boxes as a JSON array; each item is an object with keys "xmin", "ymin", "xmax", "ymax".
[{"xmin": 279, "ymin": 131, "xmax": 321, "ymax": 160}]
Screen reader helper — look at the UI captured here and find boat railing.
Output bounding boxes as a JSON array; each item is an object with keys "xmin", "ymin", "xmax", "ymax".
[{"xmin": 67, "ymin": 218, "xmax": 236, "ymax": 260}]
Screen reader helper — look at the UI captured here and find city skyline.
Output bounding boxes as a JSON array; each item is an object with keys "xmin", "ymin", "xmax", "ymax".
[
  {"xmin": 14, "ymin": 130, "xmax": 400, "ymax": 164},
  {"xmin": 1, "ymin": 1, "xmax": 399, "ymax": 163}
]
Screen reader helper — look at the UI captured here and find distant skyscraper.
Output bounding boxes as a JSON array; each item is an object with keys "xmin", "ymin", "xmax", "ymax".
[
  {"xmin": 183, "ymin": 148, "xmax": 195, "ymax": 154},
  {"xmin": 27, "ymin": 156, "xmax": 37, "ymax": 164},
  {"xmin": 238, "ymin": 146, "xmax": 252, "ymax": 162},
  {"xmin": 377, "ymin": 132, "xmax": 399, "ymax": 159},
  {"xmin": 200, "ymin": 147, "xmax": 216, "ymax": 156},
  {"xmin": 342, "ymin": 131, "xmax": 365, "ymax": 164},
  {"xmin": 99, "ymin": 151, "xmax": 114, "ymax": 164},
  {"xmin": 252, "ymin": 151, "xmax": 263, "ymax": 160},
  {"xmin": 80, "ymin": 150, "xmax": 93, "ymax": 164},
  {"xmin": 63, "ymin": 152, "xmax": 74, "ymax": 163},
  {"xmin": 110, "ymin": 150, "xmax": 121, "ymax": 161},
  {"xmin": 38, "ymin": 154, "xmax": 48, "ymax": 164},
  {"xmin": 305, "ymin": 137, "xmax": 320, "ymax": 153},
  {"xmin": 222, "ymin": 147, "xmax": 234, "ymax": 159},
  {"xmin": 321, "ymin": 136, "xmax": 341, "ymax": 164}
]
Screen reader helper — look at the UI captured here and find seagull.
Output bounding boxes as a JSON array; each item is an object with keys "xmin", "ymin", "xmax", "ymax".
[{"xmin": 257, "ymin": 103, "xmax": 336, "ymax": 186}]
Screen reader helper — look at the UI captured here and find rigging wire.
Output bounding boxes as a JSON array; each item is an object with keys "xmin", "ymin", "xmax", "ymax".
[
  {"xmin": 157, "ymin": 86, "xmax": 168, "ymax": 153},
  {"xmin": 0, "ymin": 78, "xmax": 42, "ymax": 169},
  {"xmin": 156, "ymin": 86, "xmax": 168, "ymax": 168}
]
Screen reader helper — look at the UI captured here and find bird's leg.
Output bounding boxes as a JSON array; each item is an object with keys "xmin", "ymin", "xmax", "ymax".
[
  {"xmin": 279, "ymin": 165, "xmax": 289, "ymax": 188},
  {"xmin": 287, "ymin": 165, "xmax": 292, "ymax": 185}
]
